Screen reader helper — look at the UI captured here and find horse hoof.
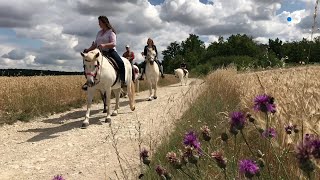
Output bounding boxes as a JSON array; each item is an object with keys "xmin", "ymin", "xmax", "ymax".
[
  {"xmin": 147, "ymin": 98, "xmax": 152, "ymax": 101},
  {"xmin": 153, "ymin": 96, "xmax": 157, "ymax": 99},
  {"xmin": 105, "ymin": 118, "xmax": 111, "ymax": 123},
  {"xmin": 81, "ymin": 123, "xmax": 89, "ymax": 129},
  {"xmin": 111, "ymin": 112, "xmax": 118, "ymax": 116},
  {"xmin": 131, "ymin": 106, "xmax": 136, "ymax": 111},
  {"xmin": 103, "ymin": 109, "xmax": 107, "ymax": 113}
]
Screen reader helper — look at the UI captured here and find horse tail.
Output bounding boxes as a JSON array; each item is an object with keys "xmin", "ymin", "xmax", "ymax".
[{"xmin": 128, "ymin": 80, "xmax": 136, "ymax": 111}]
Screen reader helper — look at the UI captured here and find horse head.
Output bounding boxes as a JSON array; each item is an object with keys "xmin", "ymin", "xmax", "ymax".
[
  {"xmin": 146, "ymin": 47, "xmax": 156, "ymax": 65},
  {"xmin": 80, "ymin": 49, "xmax": 102, "ymax": 87}
]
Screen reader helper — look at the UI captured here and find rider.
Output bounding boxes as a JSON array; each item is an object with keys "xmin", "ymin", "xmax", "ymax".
[
  {"xmin": 180, "ymin": 60, "xmax": 188, "ymax": 76},
  {"xmin": 82, "ymin": 16, "xmax": 126, "ymax": 91},
  {"xmin": 122, "ymin": 45, "xmax": 135, "ymax": 65},
  {"xmin": 139, "ymin": 38, "xmax": 165, "ymax": 80}
]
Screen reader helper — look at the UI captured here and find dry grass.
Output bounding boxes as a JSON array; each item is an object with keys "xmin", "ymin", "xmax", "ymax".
[
  {"xmin": 238, "ymin": 66, "xmax": 320, "ymax": 135},
  {"xmin": 143, "ymin": 66, "xmax": 320, "ymax": 179},
  {"xmin": 0, "ymin": 74, "xmax": 179, "ymax": 125}
]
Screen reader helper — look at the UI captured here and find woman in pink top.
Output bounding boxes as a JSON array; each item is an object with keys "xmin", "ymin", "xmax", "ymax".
[{"xmin": 82, "ymin": 16, "xmax": 126, "ymax": 90}]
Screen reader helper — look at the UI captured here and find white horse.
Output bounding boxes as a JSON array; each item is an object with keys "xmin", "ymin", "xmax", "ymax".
[
  {"xmin": 80, "ymin": 49, "xmax": 135, "ymax": 128},
  {"xmin": 145, "ymin": 47, "xmax": 160, "ymax": 101},
  {"xmin": 174, "ymin": 68, "xmax": 189, "ymax": 86}
]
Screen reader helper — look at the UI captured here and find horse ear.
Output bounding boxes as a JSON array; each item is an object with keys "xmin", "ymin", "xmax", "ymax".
[
  {"xmin": 81, "ymin": 52, "xmax": 85, "ymax": 57},
  {"xmin": 95, "ymin": 52, "xmax": 100, "ymax": 58}
]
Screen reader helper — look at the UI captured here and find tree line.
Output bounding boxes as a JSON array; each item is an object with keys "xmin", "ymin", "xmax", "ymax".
[{"xmin": 161, "ymin": 34, "xmax": 320, "ymax": 75}]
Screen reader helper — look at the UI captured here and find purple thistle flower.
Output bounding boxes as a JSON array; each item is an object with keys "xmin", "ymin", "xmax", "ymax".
[
  {"xmin": 155, "ymin": 165, "xmax": 166, "ymax": 176},
  {"xmin": 140, "ymin": 148, "xmax": 149, "ymax": 159},
  {"xmin": 262, "ymin": 128, "xmax": 277, "ymax": 138},
  {"xmin": 285, "ymin": 124, "xmax": 294, "ymax": 134},
  {"xmin": 295, "ymin": 134, "xmax": 320, "ymax": 173},
  {"xmin": 311, "ymin": 139, "xmax": 320, "ymax": 159},
  {"xmin": 230, "ymin": 111, "xmax": 246, "ymax": 130},
  {"xmin": 239, "ymin": 159, "xmax": 260, "ymax": 178},
  {"xmin": 183, "ymin": 131, "xmax": 201, "ymax": 149},
  {"xmin": 200, "ymin": 125, "xmax": 211, "ymax": 141},
  {"xmin": 52, "ymin": 175, "xmax": 65, "ymax": 180},
  {"xmin": 211, "ymin": 151, "xmax": 227, "ymax": 169},
  {"xmin": 254, "ymin": 94, "xmax": 276, "ymax": 114}
]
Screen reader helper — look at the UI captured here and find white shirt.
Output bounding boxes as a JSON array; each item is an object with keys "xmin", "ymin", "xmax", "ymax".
[{"xmin": 95, "ymin": 29, "xmax": 116, "ymax": 51}]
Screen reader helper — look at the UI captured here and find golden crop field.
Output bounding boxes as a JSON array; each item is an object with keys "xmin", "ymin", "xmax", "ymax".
[
  {"xmin": 237, "ymin": 66, "xmax": 320, "ymax": 137},
  {"xmin": 0, "ymin": 74, "xmax": 179, "ymax": 125}
]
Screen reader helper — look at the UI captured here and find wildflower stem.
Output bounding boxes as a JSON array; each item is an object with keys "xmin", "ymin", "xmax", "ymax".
[
  {"xmin": 269, "ymin": 140, "xmax": 290, "ymax": 180},
  {"xmin": 223, "ymin": 168, "xmax": 228, "ymax": 180},
  {"xmin": 233, "ymin": 135, "xmax": 237, "ymax": 179},
  {"xmin": 179, "ymin": 169, "xmax": 197, "ymax": 180},
  {"xmin": 195, "ymin": 164, "xmax": 202, "ymax": 179},
  {"xmin": 264, "ymin": 113, "xmax": 272, "ymax": 177},
  {"xmin": 240, "ymin": 130, "xmax": 255, "ymax": 157}
]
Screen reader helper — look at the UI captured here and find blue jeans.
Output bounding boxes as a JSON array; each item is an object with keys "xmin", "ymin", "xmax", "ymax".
[{"xmin": 103, "ymin": 49, "xmax": 125, "ymax": 82}]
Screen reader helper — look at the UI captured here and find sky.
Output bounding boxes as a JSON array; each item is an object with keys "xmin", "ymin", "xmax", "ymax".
[{"xmin": 0, "ymin": 0, "xmax": 318, "ymax": 72}]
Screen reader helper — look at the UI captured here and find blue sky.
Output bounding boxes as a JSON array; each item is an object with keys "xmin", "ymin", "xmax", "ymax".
[{"xmin": 0, "ymin": 0, "xmax": 316, "ymax": 71}]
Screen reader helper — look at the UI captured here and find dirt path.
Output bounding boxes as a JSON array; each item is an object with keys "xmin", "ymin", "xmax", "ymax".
[{"xmin": 0, "ymin": 79, "xmax": 204, "ymax": 180}]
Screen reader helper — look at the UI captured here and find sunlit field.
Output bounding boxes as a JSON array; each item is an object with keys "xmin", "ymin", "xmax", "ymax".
[
  {"xmin": 142, "ymin": 66, "xmax": 320, "ymax": 180},
  {"xmin": 0, "ymin": 74, "xmax": 179, "ymax": 125}
]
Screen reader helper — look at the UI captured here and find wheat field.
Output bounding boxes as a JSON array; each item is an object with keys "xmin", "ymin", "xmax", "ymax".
[
  {"xmin": 237, "ymin": 66, "xmax": 320, "ymax": 136},
  {"xmin": 0, "ymin": 74, "xmax": 179, "ymax": 125}
]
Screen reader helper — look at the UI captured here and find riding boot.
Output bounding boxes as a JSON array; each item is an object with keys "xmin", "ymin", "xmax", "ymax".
[
  {"xmin": 155, "ymin": 59, "xmax": 165, "ymax": 78},
  {"xmin": 138, "ymin": 61, "xmax": 146, "ymax": 80},
  {"xmin": 82, "ymin": 82, "xmax": 88, "ymax": 91},
  {"xmin": 160, "ymin": 65, "xmax": 165, "ymax": 78}
]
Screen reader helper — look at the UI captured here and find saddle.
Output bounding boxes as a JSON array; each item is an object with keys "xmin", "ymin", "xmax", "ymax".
[{"xmin": 102, "ymin": 53, "xmax": 120, "ymax": 86}]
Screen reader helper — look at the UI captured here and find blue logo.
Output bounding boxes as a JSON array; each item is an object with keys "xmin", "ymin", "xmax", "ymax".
[{"xmin": 287, "ymin": 17, "xmax": 292, "ymax": 22}]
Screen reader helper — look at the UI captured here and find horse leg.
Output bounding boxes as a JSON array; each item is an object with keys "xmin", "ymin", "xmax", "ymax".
[
  {"xmin": 147, "ymin": 80, "xmax": 153, "ymax": 101},
  {"xmin": 105, "ymin": 88, "xmax": 112, "ymax": 123},
  {"xmin": 153, "ymin": 82, "xmax": 158, "ymax": 99},
  {"xmin": 100, "ymin": 91, "xmax": 107, "ymax": 113},
  {"xmin": 82, "ymin": 88, "xmax": 94, "ymax": 128},
  {"xmin": 112, "ymin": 88, "xmax": 121, "ymax": 116}
]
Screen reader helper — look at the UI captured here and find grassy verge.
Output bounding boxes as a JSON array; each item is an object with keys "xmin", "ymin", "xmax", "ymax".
[
  {"xmin": 0, "ymin": 74, "xmax": 179, "ymax": 125},
  {"xmin": 141, "ymin": 67, "xmax": 320, "ymax": 180}
]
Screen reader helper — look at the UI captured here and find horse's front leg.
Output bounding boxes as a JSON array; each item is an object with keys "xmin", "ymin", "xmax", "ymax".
[
  {"xmin": 153, "ymin": 82, "xmax": 158, "ymax": 99},
  {"xmin": 105, "ymin": 88, "xmax": 112, "ymax": 123},
  {"xmin": 82, "ymin": 88, "xmax": 94, "ymax": 128},
  {"xmin": 99, "ymin": 90, "xmax": 107, "ymax": 113},
  {"xmin": 147, "ymin": 80, "xmax": 153, "ymax": 101},
  {"xmin": 112, "ymin": 88, "xmax": 121, "ymax": 116}
]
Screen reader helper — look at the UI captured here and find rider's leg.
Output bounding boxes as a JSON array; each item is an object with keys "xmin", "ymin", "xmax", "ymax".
[
  {"xmin": 139, "ymin": 61, "xmax": 146, "ymax": 80},
  {"xmin": 109, "ymin": 50, "xmax": 126, "ymax": 86},
  {"xmin": 155, "ymin": 59, "xmax": 165, "ymax": 78}
]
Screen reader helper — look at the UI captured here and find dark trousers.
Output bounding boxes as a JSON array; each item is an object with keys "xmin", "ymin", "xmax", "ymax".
[{"xmin": 103, "ymin": 49, "xmax": 125, "ymax": 82}]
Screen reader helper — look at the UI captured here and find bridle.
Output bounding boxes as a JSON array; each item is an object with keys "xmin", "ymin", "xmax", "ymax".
[
  {"xmin": 83, "ymin": 50, "xmax": 104, "ymax": 87},
  {"xmin": 146, "ymin": 49, "xmax": 156, "ymax": 65}
]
